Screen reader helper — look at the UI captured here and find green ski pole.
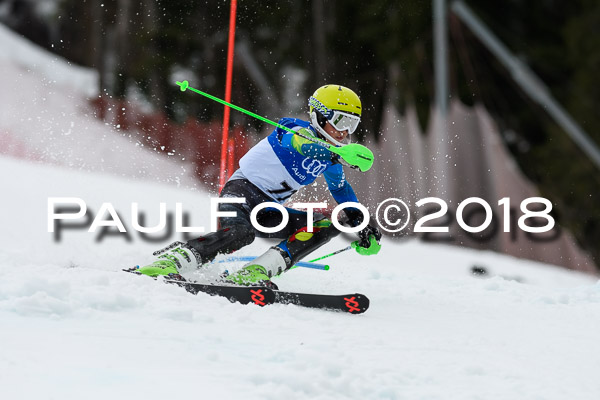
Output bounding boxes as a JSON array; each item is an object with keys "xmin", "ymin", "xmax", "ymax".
[
  {"xmin": 175, "ymin": 80, "xmax": 374, "ymax": 172},
  {"xmin": 287, "ymin": 246, "xmax": 352, "ymax": 272},
  {"xmin": 309, "ymin": 246, "xmax": 353, "ymax": 263}
]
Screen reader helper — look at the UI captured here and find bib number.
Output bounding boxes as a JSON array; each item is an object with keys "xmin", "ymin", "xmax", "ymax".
[{"xmin": 268, "ymin": 181, "xmax": 297, "ymax": 202}]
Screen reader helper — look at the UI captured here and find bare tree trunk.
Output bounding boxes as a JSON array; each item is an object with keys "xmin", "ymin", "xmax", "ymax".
[
  {"xmin": 141, "ymin": 0, "xmax": 164, "ymax": 110},
  {"xmin": 312, "ymin": 0, "xmax": 327, "ymax": 83},
  {"xmin": 89, "ymin": 1, "xmax": 105, "ymax": 96},
  {"xmin": 115, "ymin": 0, "xmax": 131, "ymax": 99}
]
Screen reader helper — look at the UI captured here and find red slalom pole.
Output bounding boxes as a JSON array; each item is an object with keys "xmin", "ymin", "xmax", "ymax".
[
  {"xmin": 227, "ymin": 137, "xmax": 235, "ymax": 177},
  {"xmin": 219, "ymin": 0, "xmax": 237, "ymax": 192}
]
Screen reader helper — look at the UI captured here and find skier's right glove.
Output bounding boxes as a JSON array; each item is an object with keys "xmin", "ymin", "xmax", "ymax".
[
  {"xmin": 352, "ymin": 224, "xmax": 382, "ymax": 256},
  {"xmin": 291, "ymin": 128, "xmax": 332, "ymax": 161}
]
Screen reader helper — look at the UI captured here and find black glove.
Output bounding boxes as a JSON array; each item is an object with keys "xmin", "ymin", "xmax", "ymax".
[
  {"xmin": 344, "ymin": 207, "xmax": 366, "ymax": 227},
  {"xmin": 357, "ymin": 224, "xmax": 382, "ymax": 248}
]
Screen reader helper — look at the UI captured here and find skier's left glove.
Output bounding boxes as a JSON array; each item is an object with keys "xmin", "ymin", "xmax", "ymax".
[{"xmin": 352, "ymin": 224, "xmax": 382, "ymax": 256}]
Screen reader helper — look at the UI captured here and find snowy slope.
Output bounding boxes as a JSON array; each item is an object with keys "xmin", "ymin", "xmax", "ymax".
[
  {"xmin": 0, "ymin": 23, "xmax": 200, "ymax": 188},
  {"xmin": 2, "ymin": 155, "xmax": 599, "ymax": 400}
]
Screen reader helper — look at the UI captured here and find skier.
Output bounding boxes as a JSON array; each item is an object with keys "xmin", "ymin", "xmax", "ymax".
[{"xmin": 137, "ymin": 84, "xmax": 382, "ymax": 287}]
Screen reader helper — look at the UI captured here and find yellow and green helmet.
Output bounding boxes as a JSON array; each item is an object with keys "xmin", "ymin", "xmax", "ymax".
[{"xmin": 308, "ymin": 84, "xmax": 362, "ymax": 146}]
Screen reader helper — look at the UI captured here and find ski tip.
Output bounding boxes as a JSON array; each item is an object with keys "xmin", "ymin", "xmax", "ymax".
[
  {"xmin": 122, "ymin": 266, "xmax": 141, "ymax": 275},
  {"xmin": 344, "ymin": 293, "xmax": 370, "ymax": 314},
  {"xmin": 176, "ymin": 80, "xmax": 189, "ymax": 92}
]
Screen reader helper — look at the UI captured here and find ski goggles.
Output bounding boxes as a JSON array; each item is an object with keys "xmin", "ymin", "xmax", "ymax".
[
  {"xmin": 309, "ymin": 96, "xmax": 361, "ymax": 134},
  {"xmin": 329, "ymin": 110, "xmax": 361, "ymax": 134}
]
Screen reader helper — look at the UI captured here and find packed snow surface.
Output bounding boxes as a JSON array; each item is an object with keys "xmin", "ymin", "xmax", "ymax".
[{"xmin": 1, "ymin": 155, "xmax": 599, "ymax": 400}]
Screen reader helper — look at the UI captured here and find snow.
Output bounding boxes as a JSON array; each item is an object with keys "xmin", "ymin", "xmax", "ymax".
[
  {"xmin": 0, "ymin": 23, "xmax": 96, "ymax": 97},
  {"xmin": 2, "ymin": 155, "xmax": 600, "ymax": 400},
  {"xmin": 0, "ymin": 23, "xmax": 200, "ymax": 188},
  {"xmin": 1, "ymin": 21, "xmax": 599, "ymax": 400}
]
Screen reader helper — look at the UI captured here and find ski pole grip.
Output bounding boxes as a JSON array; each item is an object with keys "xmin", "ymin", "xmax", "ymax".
[
  {"xmin": 330, "ymin": 143, "xmax": 374, "ymax": 172},
  {"xmin": 176, "ymin": 80, "xmax": 189, "ymax": 92}
]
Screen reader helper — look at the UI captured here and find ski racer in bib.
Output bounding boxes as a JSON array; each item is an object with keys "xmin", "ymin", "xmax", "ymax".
[{"xmin": 137, "ymin": 84, "xmax": 382, "ymax": 287}]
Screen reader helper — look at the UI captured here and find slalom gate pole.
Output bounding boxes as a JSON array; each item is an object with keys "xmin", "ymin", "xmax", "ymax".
[
  {"xmin": 175, "ymin": 80, "xmax": 374, "ymax": 172},
  {"xmin": 218, "ymin": 0, "xmax": 238, "ymax": 191}
]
